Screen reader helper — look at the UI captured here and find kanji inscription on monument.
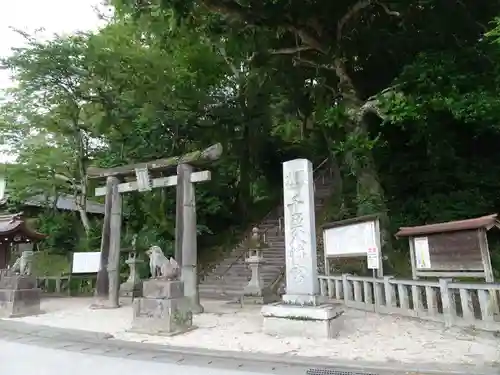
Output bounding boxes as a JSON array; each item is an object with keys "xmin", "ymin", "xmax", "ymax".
[{"xmin": 282, "ymin": 158, "xmax": 318, "ymax": 303}]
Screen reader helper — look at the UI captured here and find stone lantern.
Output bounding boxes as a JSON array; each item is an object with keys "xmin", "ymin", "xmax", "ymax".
[
  {"xmin": 242, "ymin": 227, "xmax": 274, "ymax": 304},
  {"xmin": 119, "ymin": 235, "xmax": 144, "ymax": 299}
]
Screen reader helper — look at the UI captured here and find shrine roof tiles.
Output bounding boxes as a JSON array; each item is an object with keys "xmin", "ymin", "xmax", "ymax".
[
  {"xmin": 0, "ymin": 212, "xmax": 46, "ymax": 240},
  {"xmin": 395, "ymin": 214, "xmax": 499, "ymax": 238}
]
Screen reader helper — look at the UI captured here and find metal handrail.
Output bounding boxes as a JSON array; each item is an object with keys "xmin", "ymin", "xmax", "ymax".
[
  {"xmin": 313, "ymin": 157, "xmax": 330, "ymax": 174},
  {"xmin": 213, "ymin": 157, "xmax": 331, "ymax": 288}
]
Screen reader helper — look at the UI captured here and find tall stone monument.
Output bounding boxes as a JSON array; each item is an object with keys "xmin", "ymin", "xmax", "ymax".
[{"xmin": 261, "ymin": 158, "xmax": 344, "ymax": 339}]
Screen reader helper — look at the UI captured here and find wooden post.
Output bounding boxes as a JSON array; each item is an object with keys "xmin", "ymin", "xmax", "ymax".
[
  {"xmin": 95, "ymin": 176, "xmax": 113, "ymax": 299},
  {"xmin": 374, "ymin": 218, "xmax": 384, "ymax": 278},
  {"xmin": 408, "ymin": 237, "xmax": 418, "ymax": 280},
  {"xmin": 177, "ymin": 163, "xmax": 203, "ymax": 313},
  {"xmin": 478, "ymin": 229, "xmax": 499, "ymax": 314},
  {"xmin": 175, "ymin": 164, "xmax": 185, "ymax": 266},
  {"xmin": 478, "ymin": 229, "xmax": 495, "ymax": 283},
  {"xmin": 107, "ymin": 177, "xmax": 122, "ymax": 308}
]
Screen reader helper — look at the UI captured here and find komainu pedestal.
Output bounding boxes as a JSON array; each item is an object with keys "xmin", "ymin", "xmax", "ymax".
[
  {"xmin": 0, "ymin": 275, "xmax": 41, "ymax": 318},
  {"xmin": 130, "ymin": 279, "xmax": 194, "ymax": 336}
]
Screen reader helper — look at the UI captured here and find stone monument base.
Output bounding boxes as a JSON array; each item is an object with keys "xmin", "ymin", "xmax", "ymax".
[
  {"xmin": 119, "ymin": 280, "xmax": 143, "ymax": 299},
  {"xmin": 242, "ymin": 294, "xmax": 280, "ymax": 305},
  {"xmin": 281, "ymin": 293, "xmax": 322, "ymax": 306},
  {"xmin": 261, "ymin": 302, "xmax": 344, "ymax": 339},
  {"xmin": 0, "ymin": 275, "xmax": 42, "ymax": 318},
  {"xmin": 130, "ymin": 279, "xmax": 195, "ymax": 336},
  {"xmin": 242, "ymin": 288, "xmax": 280, "ymax": 305}
]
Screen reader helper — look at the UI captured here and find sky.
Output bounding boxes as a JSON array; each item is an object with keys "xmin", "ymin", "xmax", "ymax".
[{"xmin": 0, "ymin": 0, "xmax": 107, "ymax": 163}]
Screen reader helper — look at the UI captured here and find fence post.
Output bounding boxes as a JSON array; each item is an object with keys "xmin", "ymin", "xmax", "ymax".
[
  {"xmin": 374, "ymin": 279, "xmax": 384, "ymax": 313},
  {"xmin": 341, "ymin": 274, "xmax": 351, "ymax": 306},
  {"xmin": 319, "ymin": 277, "xmax": 327, "ymax": 297},
  {"xmin": 439, "ymin": 278, "xmax": 454, "ymax": 327},
  {"xmin": 384, "ymin": 276, "xmax": 395, "ymax": 310}
]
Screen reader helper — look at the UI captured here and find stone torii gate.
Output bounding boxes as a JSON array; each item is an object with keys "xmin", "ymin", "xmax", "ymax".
[{"xmin": 87, "ymin": 143, "xmax": 223, "ymax": 313}]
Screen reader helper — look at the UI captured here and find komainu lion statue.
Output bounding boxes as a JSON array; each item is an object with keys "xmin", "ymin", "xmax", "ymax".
[
  {"xmin": 145, "ymin": 246, "xmax": 180, "ymax": 280},
  {"xmin": 9, "ymin": 251, "xmax": 33, "ymax": 276}
]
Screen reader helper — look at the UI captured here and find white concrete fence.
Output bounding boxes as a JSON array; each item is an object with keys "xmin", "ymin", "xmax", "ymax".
[{"xmin": 318, "ymin": 274, "xmax": 500, "ymax": 332}]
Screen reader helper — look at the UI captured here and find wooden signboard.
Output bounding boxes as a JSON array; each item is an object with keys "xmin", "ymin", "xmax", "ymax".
[{"xmin": 396, "ymin": 214, "xmax": 498, "ymax": 282}]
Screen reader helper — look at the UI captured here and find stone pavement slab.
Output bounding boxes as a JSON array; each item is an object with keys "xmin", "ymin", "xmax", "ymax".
[{"xmin": 0, "ymin": 319, "xmax": 498, "ymax": 375}]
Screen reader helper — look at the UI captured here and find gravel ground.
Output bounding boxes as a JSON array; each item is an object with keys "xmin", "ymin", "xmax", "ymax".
[{"xmin": 6, "ymin": 297, "xmax": 499, "ymax": 366}]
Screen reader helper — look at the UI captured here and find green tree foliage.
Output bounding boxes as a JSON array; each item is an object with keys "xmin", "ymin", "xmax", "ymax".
[{"xmin": 2, "ymin": 4, "xmax": 500, "ymax": 276}]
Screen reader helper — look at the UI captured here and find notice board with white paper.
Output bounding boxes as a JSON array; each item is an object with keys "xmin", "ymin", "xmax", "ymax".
[
  {"xmin": 72, "ymin": 252, "xmax": 101, "ymax": 274},
  {"xmin": 322, "ymin": 216, "xmax": 383, "ymax": 276},
  {"xmin": 413, "ymin": 236, "xmax": 432, "ymax": 269},
  {"xmin": 323, "ymin": 219, "xmax": 379, "ymax": 257}
]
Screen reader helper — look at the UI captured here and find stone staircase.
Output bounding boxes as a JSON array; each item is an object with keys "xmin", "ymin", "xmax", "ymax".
[{"xmin": 198, "ymin": 160, "xmax": 335, "ymax": 300}]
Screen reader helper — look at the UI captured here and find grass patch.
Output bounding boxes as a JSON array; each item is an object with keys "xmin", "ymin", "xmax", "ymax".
[{"xmin": 31, "ymin": 251, "xmax": 70, "ymax": 276}]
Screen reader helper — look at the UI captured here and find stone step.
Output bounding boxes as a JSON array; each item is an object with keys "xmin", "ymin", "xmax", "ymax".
[
  {"xmin": 203, "ymin": 272, "xmax": 278, "ymax": 279},
  {"xmin": 199, "ymin": 290, "xmax": 241, "ymax": 299},
  {"xmin": 198, "ymin": 292, "xmax": 234, "ymax": 300},
  {"xmin": 260, "ymin": 222, "xmax": 282, "ymax": 227},
  {"xmin": 218, "ymin": 256, "xmax": 285, "ymax": 261},
  {"xmin": 200, "ymin": 281, "xmax": 276, "ymax": 292},
  {"xmin": 208, "ymin": 265, "xmax": 282, "ymax": 274},
  {"xmin": 206, "ymin": 275, "xmax": 279, "ymax": 282},
  {"xmin": 199, "ymin": 285, "xmax": 248, "ymax": 293},
  {"xmin": 262, "ymin": 257, "xmax": 286, "ymax": 261},
  {"xmin": 202, "ymin": 274, "xmax": 278, "ymax": 283},
  {"xmin": 203, "ymin": 273, "xmax": 278, "ymax": 280},
  {"xmin": 212, "ymin": 267, "xmax": 282, "ymax": 274},
  {"xmin": 202, "ymin": 281, "xmax": 271, "ymax": 292},
  {"xmin": 201, "ymin": 274, "xmax": 278, "ymax": 283}
]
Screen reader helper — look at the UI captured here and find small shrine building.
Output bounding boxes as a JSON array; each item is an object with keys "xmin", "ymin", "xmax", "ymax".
[{"xmin": 0, "ymin": 213, "xmax": 46, "ymax": 269}]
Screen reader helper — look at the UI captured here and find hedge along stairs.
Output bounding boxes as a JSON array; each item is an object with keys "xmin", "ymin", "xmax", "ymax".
[{"xmin": 198, "ymin": 159, "xmax": 340, "ymax": 300}]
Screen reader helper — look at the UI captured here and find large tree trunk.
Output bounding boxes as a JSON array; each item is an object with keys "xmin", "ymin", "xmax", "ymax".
[
  {"xmin": 334, "ymin": 58, "xmax": 392, "ymax": 249},
  {"xmin": 76, "ymin": 129, "xmax": 91, "ymax": 234},
  {"xmin": 237, "ymin": 120, "xmax": 251, "ymax": 219}
]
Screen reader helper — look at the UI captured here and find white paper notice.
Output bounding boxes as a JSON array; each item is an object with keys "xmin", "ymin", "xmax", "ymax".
[
  {"xmin": 72, "ymin": 252, "xmax": 101, "ymax": 274},
  {"xmin": 367, "ymin": 247, "xmax": 379, "ymax": 269},
  {"xmin": 414, "ymin": 237, "xmax": 431, "ymax": 269}
]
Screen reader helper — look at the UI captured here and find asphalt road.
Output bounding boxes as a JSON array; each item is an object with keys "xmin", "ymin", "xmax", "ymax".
[
  {"xmin": 0, "ymin": 339, "xmax": 268, "ymax": 375},
  {"xmin": 0, "ymin": 320, "xmax": 497, "ymax": 375}
]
